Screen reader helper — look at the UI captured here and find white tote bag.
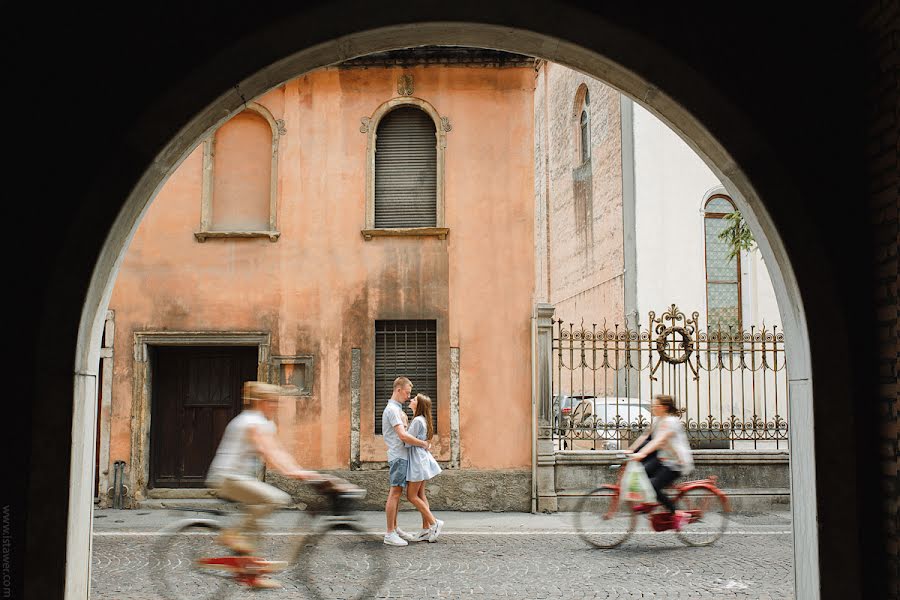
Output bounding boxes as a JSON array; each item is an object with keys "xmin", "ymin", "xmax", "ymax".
[{"xmin": 621, "ymin": 461, "xmax": 656, "ymax": 503}]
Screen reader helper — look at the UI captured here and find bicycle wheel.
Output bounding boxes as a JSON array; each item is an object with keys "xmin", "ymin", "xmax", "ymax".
[
  {"xmin": 573, "ymin": 486, "xmax": 636, "ymax": 548},
  {"xmin": 151, "ymin": 519, "xmax": 234, "ymax": 600},
  {"xmin": 674, "ymin": 486, "xmax": 729, "ymax": 546},
  {"xmin": 295, "ymin": 522, "xmax": 387, "ymax": 600}
]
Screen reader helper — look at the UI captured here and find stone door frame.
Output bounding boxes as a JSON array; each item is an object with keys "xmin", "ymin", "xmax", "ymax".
[{"xmin": 129, "ymin": 331, "xmax": 271, "ymax": 503}]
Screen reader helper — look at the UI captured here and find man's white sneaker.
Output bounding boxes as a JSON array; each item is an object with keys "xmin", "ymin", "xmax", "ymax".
[
  {"xmin": 383, "ymin": 530, "xmax": 408, "ymax": 546},
  {"xmin": 408, "ymin": 528, "xmax": 431, "ymax": 542},
  {"xmin": 427, "ymin": 519, "xmax": 444, "ymax": 543},
  {"xmin": 396, "ymin": 528, "xmax": 416, "ymax": 542}
]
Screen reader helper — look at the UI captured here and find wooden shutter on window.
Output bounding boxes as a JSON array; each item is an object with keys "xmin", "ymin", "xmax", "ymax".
[
  {"xmin": 374, "ymin": 320, "xmax": 438, "ymax": 434},
  {"xmin": 374, "ymin": 107, "xmax": 437, "ymax": 228}
]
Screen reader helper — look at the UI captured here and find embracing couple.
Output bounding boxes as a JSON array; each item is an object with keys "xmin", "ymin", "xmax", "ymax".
[{"xmin": 382, "ymin": 376, "xmax": 444, "ymax": 546}]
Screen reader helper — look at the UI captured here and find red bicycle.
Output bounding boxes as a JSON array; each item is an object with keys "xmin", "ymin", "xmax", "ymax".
[
  {"xmin": 574, "ymin": 455, "xmax": 730, "ymax": 548},
  {"xmin": 151, "ymin": 483, "xmax": 386, "ymax": 600}
]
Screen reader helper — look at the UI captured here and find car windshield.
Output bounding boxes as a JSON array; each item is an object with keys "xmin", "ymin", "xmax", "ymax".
[{"xmin": 555, "ymin": 395, "xmax": 651, "ymax": 413}]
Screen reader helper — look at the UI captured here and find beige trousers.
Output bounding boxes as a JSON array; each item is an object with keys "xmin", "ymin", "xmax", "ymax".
[{"xmin": 217, "ymin": 477, "xmax": 292, "ymax": 537}]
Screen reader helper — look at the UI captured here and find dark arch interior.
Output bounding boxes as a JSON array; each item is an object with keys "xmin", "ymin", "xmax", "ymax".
[{"xmin": 8, "ymin": 4, "xmax": 891, "ymax": 599}]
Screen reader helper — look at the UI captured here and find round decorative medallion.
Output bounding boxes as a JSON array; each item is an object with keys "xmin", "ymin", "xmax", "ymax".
[{"xmin": 655, "ymin": 326, "xmax": 694, "ymax": 364}]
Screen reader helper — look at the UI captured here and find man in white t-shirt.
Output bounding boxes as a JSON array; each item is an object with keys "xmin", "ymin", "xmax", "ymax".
[
  {"xmin": 207, "ymin": 381, "xmax": 345, "ymax": 585},
  {"xmin": 382, "ymin": 376, "xmax": 431, "ymax": 546}
]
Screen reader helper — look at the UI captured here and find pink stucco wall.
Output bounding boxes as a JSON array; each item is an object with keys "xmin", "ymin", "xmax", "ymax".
[{"xmin": 107, "ymin": 65, "xmax": 536, "ymax": 492}]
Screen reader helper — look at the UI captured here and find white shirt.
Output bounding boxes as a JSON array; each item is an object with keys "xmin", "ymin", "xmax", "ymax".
[
  {"xmin": 652, "ymin": 416, "xmax": 694, "ymax": 475},
  {"xmin": 206, "ymin": 410, "xmax": 275, "ymax": 486},
  {"xmin": 382, "ymin": 400, "xmax": 408, "ymax": 462}
]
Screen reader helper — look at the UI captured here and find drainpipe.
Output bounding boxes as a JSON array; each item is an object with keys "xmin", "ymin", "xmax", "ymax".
[
  {"xmin": 531, "ymin": 307, "xmax": 538, "ymax": 513},
  {"xmin": 109, "ymin": 461, "xmax": 128, "ymax": 509}
]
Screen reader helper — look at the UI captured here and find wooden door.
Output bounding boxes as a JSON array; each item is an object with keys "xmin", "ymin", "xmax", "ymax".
[{"xmin": 150, "ymin": 346, "xmax": 258, "ymax": 488}]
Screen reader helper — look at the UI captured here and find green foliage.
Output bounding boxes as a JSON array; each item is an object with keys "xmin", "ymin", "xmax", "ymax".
[{"xmin": 718, "ymin": 210, "xmax": 756, "ymax": 261}]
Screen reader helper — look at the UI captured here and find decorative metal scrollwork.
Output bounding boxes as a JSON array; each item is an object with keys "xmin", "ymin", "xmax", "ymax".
[
  {"xmin": 648, "ymin": 305, "xmax": 699, "ymax": 379},
  {"xmin": 655, "ymin": 326, "xmax": 694, "ymax": 364},
  {"xmin": 549, "ymin": 303, "xmax": 790, "ymax": 449}
]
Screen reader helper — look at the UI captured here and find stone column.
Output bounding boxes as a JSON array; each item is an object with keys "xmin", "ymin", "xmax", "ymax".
[
  {"xmin": 535, "ymin": 303, "xmax": 556, "ymax": 430},
  {"xmin": 350, "ymin": 348, "xmax": 361, "ymax": 470},
  {"xmin": 450, "ymin": 347, "xmax": 460, "ymax": 469},
  {"xmin": 535, "ymin": 303, "xmax": 557, "ymax": 512},
  {"xmin": 96, "ymin": 311, "xmax": 114, "ymax": 508}
]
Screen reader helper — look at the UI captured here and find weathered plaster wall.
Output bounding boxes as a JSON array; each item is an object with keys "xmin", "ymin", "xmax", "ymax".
[{"xmin": 107, "ymin": 65, "xmax": 536, "ymax": 496}]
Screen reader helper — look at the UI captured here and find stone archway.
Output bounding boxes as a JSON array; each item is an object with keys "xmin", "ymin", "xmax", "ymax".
[
  {"xmin": 72, "ymin": 24, "xmax": 818, "ymax": 597},
  {"xmin": 17, "ymin": 7, "xmax": 876, "ymax": 600}
]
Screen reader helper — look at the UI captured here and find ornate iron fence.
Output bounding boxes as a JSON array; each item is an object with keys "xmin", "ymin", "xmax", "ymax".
[{"xmin": 551, "ymin": 304, "xmax": 789, "ymax": 451}]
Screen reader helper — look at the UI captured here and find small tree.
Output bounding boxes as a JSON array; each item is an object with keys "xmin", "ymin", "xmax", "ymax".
[{"xmin": 718, "ymin": 210, "xmax": 756, "ymax": 261}]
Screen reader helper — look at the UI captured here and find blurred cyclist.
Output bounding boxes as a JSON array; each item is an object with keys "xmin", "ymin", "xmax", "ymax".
[
  {"xmin": 206, "ymin": 381, "xmax": 349, "ymax": 587},
  {"xmin": 625, "ymin": 394, "xmax": 694, "ymax": 529}
]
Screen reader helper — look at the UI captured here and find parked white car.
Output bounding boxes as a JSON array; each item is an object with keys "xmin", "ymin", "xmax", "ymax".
[{"xmin": 553, "ymin": 394, "xmax": 652, "ymax": 450}]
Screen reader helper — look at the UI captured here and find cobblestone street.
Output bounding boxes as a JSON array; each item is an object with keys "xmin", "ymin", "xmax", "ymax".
[{"xmin": 91, "ymin": 509, "xmax": 794, "ymax": 599}]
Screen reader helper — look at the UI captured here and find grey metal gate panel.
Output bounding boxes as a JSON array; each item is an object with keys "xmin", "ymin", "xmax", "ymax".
[
  {"xmin": 375, "ymin": 107, "xmax": 437, "ymax": 228},
  {"xmin": 374, "ymin": 320, "xmax": 438, "ymax": 434}
]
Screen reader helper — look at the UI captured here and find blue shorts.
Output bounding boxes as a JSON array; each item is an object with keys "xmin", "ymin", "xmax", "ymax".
[{"xmin": 388, "ymin": 458, "xmax": 408, "ymax": 488}]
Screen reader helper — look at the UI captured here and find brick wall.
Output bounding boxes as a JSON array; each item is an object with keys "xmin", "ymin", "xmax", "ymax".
[
  {"xmin": 533, "ymin": 61, "xmax": 626, "ymax": 327},
  {"xmin": 860, "ymin": 1, "xmax": 900, "ymax": 597}
]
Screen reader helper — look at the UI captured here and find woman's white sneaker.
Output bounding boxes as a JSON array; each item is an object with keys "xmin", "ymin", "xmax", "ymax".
[
  {"xmin": 427, "ymin": 519, "xmax": 444, "ymax": 543},
  {"xmin": 383, "ymin": 530, "xmax": 408, "ymax": 546}
]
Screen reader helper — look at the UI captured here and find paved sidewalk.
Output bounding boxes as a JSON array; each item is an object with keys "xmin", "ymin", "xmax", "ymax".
[{"xmin": 91, "ymin": 508, "xmax": 794, "ymax": 599}]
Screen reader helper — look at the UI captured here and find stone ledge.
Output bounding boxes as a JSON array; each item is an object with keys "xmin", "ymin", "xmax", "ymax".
[
  {"xmin": 553, "ymin": 449, "xmax": 789, "ymax": 466},
  {"xmin": 194, "ymin": 230, "xmax": 280, "ymax": 242},
  {"xmin": 137, "ymin": 498, "xmax": 233, "ymax": 511},
  {"xmin": 338, "ymin": 47, "xmax": 536, "ymax": 69},
  {"xmin": 269, "ymin": 468, "xmax": 532, "ymax": 512},
  {"xmin": 146, "ymin": 487, "xmax": 218, "ymax": 499},
  {"xmin": 361, "ymin": 227, "xmax": 449, "ymax": 240}
]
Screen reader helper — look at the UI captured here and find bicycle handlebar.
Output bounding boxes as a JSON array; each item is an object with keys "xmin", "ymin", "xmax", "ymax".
[{"xmin": 308, "ymin": 478, "xmax": 367, "ymax": 499}]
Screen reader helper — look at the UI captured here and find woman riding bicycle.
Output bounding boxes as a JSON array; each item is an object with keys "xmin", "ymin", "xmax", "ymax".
[{"xmin": 625, "ymin": 394, "xmax": 694, "ymax": 529}]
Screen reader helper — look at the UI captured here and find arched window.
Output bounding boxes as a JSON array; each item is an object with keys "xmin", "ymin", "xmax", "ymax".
[
  {"xmin": 704, "ymin": 194, "xmax": 742, "ymax": 331},
  {"xmin": 577, "ymin": 87, "xmax": 590, "ymax": 164},
  {"xmin": 580, "ymin": 110, "xmax": 590, "ymax": 163},
  {"xmin": 374, "ymin": 106, "xmax": 438, "ymax": 229},
  {"xmin": 196, "ymin": 102, "xmax": 281, "ymax": 242},
  {"xmin": 363, "ymin": 97, "xmax": 448, "ymax": 239}
]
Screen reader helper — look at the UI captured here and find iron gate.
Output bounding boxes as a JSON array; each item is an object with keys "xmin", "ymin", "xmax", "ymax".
[{"xmin": 550, "ymin": 305, "xmax": 789, "ymax": 451}]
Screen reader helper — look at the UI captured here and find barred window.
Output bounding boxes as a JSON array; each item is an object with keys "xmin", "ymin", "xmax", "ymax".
[
  {"xmin": 703, "ymin": 194, "xmax": 742, "ymax": 331},
  {"xmin": 374, "ymin": 107, "xmax": 437, "ymax": 228},
  {"xmin": 374, "ymin": 320, "xmax": 437, "ymax": 434}
]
